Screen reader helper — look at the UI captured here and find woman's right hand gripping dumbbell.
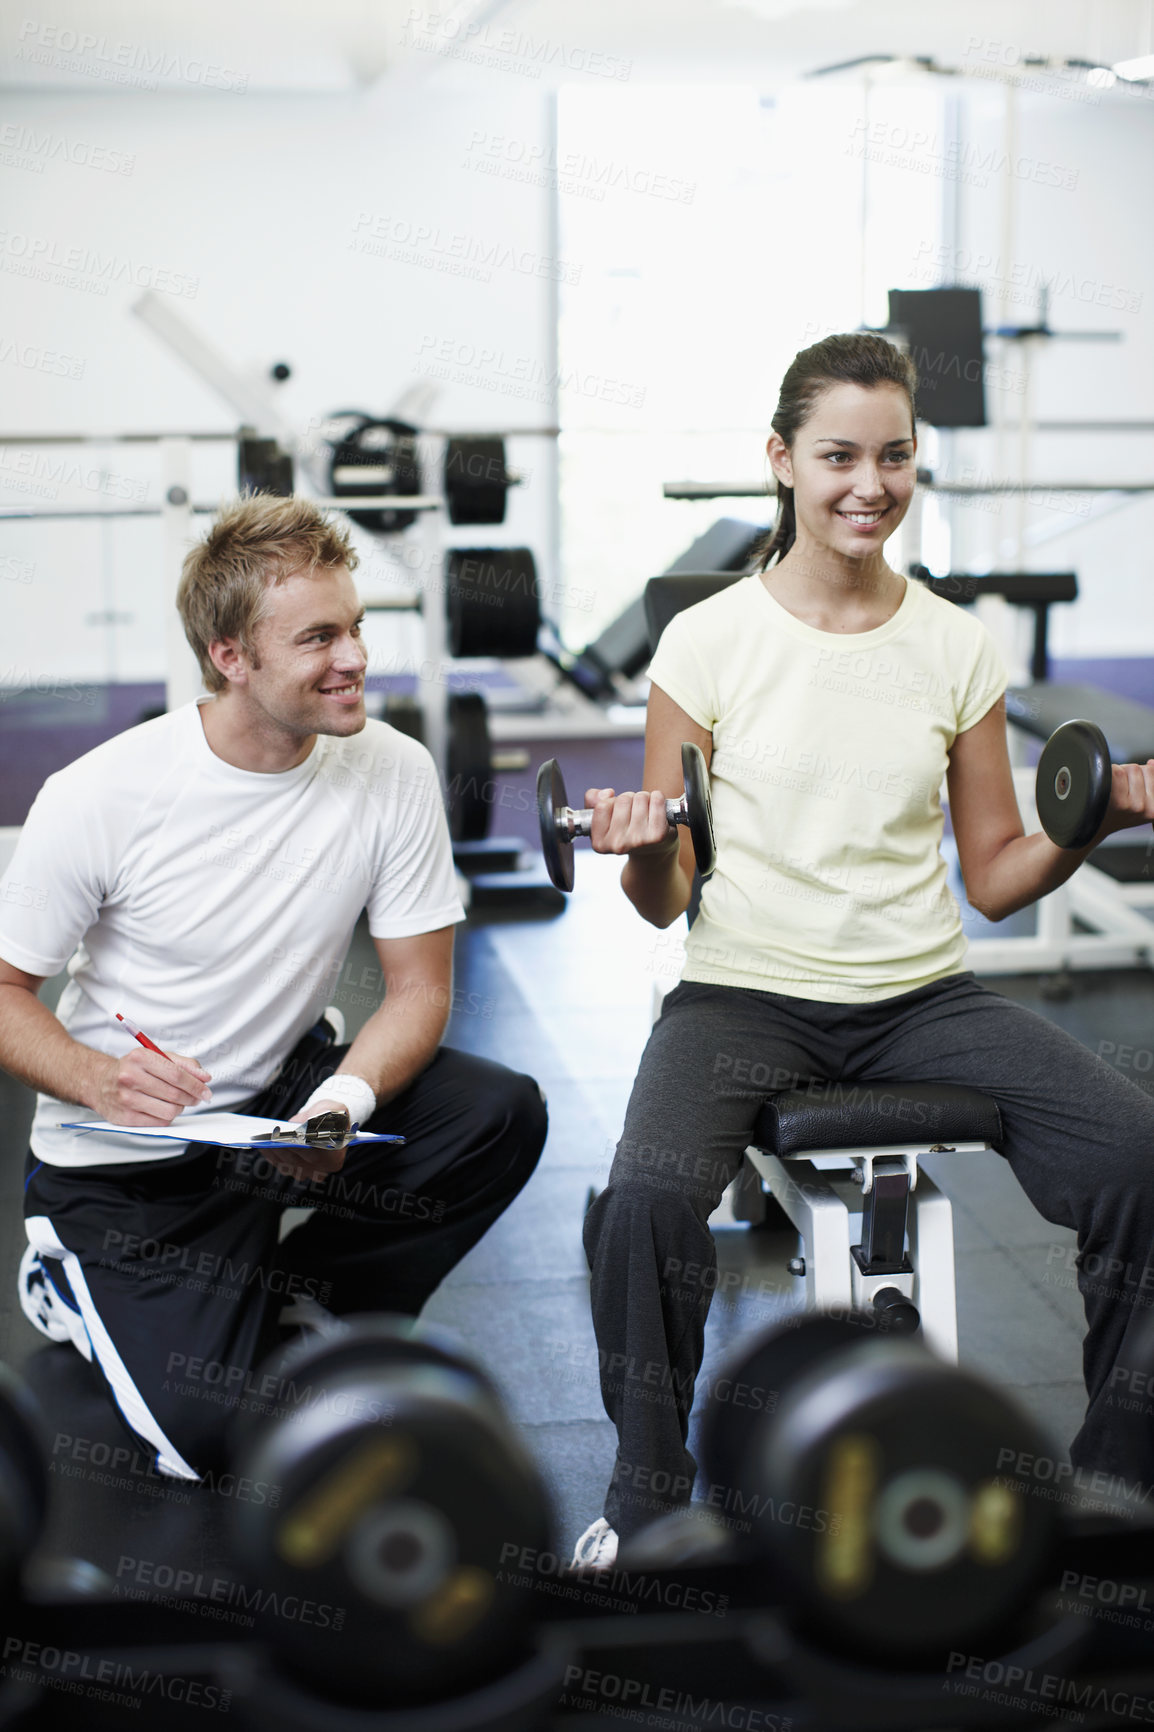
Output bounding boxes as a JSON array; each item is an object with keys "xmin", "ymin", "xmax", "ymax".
[
  {"xmin": 586, "ymin": 691, "xmax": 713, "ymax": 927},
  {"xmin": 583, "ymin": 786, "xmax": 682, "ymax": 866}
]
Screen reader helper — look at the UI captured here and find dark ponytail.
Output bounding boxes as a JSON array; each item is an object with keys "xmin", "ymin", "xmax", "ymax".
[{"xmin": 752, "ymin": 333, "xmax": 919, "ymax": 571}]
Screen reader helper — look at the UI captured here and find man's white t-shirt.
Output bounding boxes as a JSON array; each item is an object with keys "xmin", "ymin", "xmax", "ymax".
[{"xmin": 0, "ymin": 700, "xmax": 466, "ymax": 1166}]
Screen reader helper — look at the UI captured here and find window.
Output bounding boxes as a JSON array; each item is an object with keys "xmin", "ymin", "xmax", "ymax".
[{"xmin": 555, "ymin": 78, "xmax": 943, "ymax": 644}]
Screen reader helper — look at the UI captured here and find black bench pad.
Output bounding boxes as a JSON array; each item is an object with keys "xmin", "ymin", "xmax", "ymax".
[
  {"xmin": 751, "ymin": 1083, "xmax": 1003, "ymax": 1157},
  {"xmin": 1007, "ymin": 683, "xmax": 1154, "ymax": 763}
]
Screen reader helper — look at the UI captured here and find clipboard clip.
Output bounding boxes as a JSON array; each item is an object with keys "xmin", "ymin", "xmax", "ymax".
[{"xmin": 252, "ymin": 1109, "xmax": 356, "ymax": 1150}]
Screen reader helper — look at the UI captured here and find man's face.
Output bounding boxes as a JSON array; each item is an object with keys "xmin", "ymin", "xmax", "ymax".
[{"xmin": 233, "ymin": 564, "xmax": 368, "ymax": 744}]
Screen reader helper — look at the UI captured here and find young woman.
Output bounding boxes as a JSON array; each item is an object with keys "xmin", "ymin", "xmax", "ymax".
[{"xmin": 574, "ymin": 332, "xmax": 1154, "ymax": 1567}]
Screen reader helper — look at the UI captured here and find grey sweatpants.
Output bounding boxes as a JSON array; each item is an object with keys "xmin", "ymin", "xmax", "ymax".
[{"xmin": 582, "ymin": 972, "xmax": 1154, "ymax": 1541}]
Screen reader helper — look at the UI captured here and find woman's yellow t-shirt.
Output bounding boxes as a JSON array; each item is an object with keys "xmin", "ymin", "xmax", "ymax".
[{"xmin": 647, "ymin": 573, "xmax": 1007, "ymax": 1003}]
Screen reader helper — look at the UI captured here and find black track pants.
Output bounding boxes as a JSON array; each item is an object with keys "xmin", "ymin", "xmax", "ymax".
[
  {"xmin": 25, "ymin": 1026, "xmax": 547, "ymax": 1477},
  {"xmin": 583, "ymin": 974, "xmax": 1154, "ymax": 1541}
]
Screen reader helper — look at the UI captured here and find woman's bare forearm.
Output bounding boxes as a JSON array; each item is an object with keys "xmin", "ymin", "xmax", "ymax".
[
  {"xmin": 965, "ymin": 828, "xmax": 1102, "ymax": 923},
  {"xmin": 621, "ymin": 839, "xmax": 694, "ymax": 928}
]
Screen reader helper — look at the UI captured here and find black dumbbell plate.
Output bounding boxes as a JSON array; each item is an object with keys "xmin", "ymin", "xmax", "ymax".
[
  {"xmin": 682, "ymin": 743, "xmax": 717, "ymax": 877},
  {"xmin": 536, "ymin": 758, "xmax": 574, "ymax": 892},
  {"xmin": 1036, "ymin": 718, "xmax": 1111, "ymax": 850}
]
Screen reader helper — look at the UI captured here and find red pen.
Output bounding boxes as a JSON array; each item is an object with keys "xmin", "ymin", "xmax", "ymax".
[{"xmin": 115, "ymin": 1013, "xmax": 168, "ymax": 1057}]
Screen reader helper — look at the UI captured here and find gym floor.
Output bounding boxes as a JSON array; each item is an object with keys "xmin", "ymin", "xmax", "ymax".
[{"xmin": 2, "ymin": 819, "xmax": 1152, "ymax": 1580}]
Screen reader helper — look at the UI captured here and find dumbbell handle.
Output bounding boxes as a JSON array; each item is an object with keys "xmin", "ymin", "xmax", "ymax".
[
  {"xmin": 558, "ymin": 794, "xmax": 689, "ymax": 843},
  {"xmin": 537, "ymin": 745, "xmax": 715, "ymax": 894}
]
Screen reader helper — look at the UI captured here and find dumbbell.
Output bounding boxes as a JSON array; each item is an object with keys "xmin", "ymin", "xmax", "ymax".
[
  {"xmin": 536, "ymin": 742, "xmax": 716, "ymax": 893},
  {"xmin": 227, "ymin": 1317, "xmax": 560, "ymax": 1717},
  {"xmin": 1036, "ymin": 717, "xmax": 1152, "ymax": 849},
  {"xmin": 700, "ymin": 1314, "xmax": 1059, "ymax": 1668}
]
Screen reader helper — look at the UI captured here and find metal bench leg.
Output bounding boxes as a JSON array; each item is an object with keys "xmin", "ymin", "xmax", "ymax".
[
  {"xmin": 746, "ymin": 1148, "xmax": 960, "ymax": 1359},
  {"xmin": 908, "ymin": 1174, "xmax": 959, "ymax": 1362},
  {"xmin": 744, "ymin": 1151, "xmax": 853, "ymax": 1313}
]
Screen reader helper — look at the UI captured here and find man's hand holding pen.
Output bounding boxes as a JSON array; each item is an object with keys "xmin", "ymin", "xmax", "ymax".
[
  {"xmin": 99, "ymin": 1014, "xmax": 212, "ymax": 1127},
  {"xmin": 104, "ymin": 1014, "xmax": 370, "ymax": 1180}
]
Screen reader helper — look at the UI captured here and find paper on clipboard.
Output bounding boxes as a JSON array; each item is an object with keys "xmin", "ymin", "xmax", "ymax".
[{"xmin": 61, "ymin": 1111, "xmax": 404, "ymax": 1148}]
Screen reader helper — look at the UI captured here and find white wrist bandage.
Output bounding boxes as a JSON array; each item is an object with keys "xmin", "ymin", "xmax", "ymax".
[{"xmin": 302, "ymin": 1073, "xmax": 377, "ymax": 1127}]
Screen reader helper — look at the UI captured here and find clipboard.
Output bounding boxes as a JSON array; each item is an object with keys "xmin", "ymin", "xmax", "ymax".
[{"xmin": 62, "ymin": 1109, "xmax": 404, "ymax": 1149}]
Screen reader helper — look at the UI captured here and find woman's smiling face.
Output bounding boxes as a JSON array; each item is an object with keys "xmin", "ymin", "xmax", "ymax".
[{"xmin": 770, "ymin": 381, "xmax": 917, "ymax": 560}]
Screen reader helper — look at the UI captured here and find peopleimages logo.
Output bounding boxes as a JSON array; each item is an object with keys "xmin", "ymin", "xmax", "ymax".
[
  {"xmin": 0, "ymin": 230, "xmax": 198, "ymax": 298},
  {"xmin": 1, "ymin": 1636, "xmax": 231, "ymax": 1712},
  {"xmin": 0, "ymin": 121, "xmax": 135, "ymax": 174},
  {"xmin": 14, "ymin": 20, "xmax": 247, "ymax": 91}
]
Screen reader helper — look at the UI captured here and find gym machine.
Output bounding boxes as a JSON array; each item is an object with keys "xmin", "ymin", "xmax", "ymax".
[
  {"xmin": 1, "ymin": 1312, "xmax": 1152, "ymax": 1728},
  {"xmin": 0, "ymin": 286, "xmax": 577, "ymax": 911},
  {"xmin": 311, "ymin": 411, "xmax": 564, "ymax": 910},
  {"xmin": 137, "ymin": 290, "xmax": 567, "ymax": 910}
]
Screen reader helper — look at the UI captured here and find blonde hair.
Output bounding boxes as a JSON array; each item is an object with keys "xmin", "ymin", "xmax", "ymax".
[{"xmin": 177, "ymin": 495, "xmax": 359, "ymax": 692}]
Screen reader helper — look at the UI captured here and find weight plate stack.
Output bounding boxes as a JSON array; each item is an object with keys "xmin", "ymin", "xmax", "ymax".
[
  {"xmin": 383, "ymin": 694, "xmax": 426, "ymax": 745},
  {"xmin": 329, "ymin": 417, "xmax": 422, "ymax": 534},
  {"xmin": 1035, "ymin": 718, "xmax": 1112, "ymax": 850},
  {"xmin": 702, "ymin": 1316, "xmax": 1059, "ymax": 1667},
  {"xmin": 446, "ymin": 549, "xmax": 542, "ymax": 659},
  {"xmin": 228, "ymin": 1318, "xmax": 555, "ymax": 1711},
  {"xmin": 444, "ymin": 436, "xmax": 510, "ymax": 526},
  {"xmin": 237, "ymin": 436, "xmax": 294, "ymax": 498},
  {"xmin": 447, "ymin": 692, "xmax": 493, "ymax": 843}
]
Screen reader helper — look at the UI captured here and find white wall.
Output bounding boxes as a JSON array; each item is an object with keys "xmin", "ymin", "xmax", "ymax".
[
  {"xmin": 2, "ymin": 64, "xmax": 1153, "ymax": 686},
  {"xmin": 0, "ymin": 84, "xmax": 558, "ymax": 683},
  {"xmin": 554, "ymin": 79, "xmax": 945, "ymax": 643}
]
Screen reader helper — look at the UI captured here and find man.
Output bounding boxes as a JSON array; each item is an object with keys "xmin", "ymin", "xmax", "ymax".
[{"xmin": 0, "ymin": 495, "xmax": 546, "ymax": 1479}]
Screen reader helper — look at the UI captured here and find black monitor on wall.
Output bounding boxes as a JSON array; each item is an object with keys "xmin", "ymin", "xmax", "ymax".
[{"xmin": 887, "ymin": 287, "xmax": 986, "ymax": 428}]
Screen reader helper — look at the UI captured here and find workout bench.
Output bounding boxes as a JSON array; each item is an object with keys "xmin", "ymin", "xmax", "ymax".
[
  {"xmin": 739, "ymin": 1082, "xmax": 1002, "ymax": 1363},
  {"xmin": 648, "ymin": 977, "xmax": 1001, "ymax": 1363}
]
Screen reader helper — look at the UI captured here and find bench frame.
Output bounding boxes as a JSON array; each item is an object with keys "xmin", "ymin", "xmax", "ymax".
[{"xmin": 742, "ymin": 1139, "xmax": 991, "ymax": 1363}]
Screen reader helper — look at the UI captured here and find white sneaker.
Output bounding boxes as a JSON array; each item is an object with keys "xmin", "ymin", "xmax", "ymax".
[
  {"xmin": 571, "ymin": 1516, "xmax": 618, "ymax": 1569},
  {"xmin": 18, "ymin": 1244, "xmax": 92, "ymax": 1359}
]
